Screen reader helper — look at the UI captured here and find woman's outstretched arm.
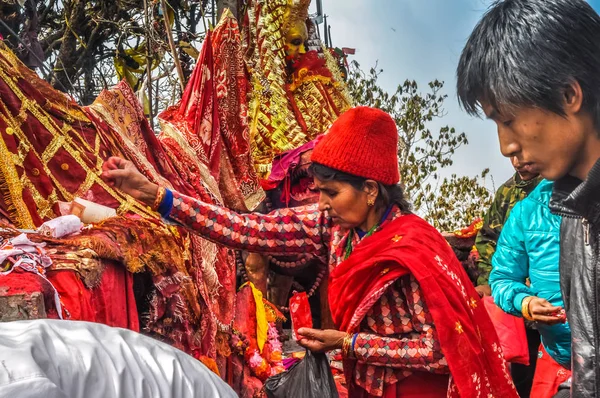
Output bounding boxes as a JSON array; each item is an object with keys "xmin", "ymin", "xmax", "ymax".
[
  {"xmin": 101, "ymin": 156, "xmax": 331, "ymax": 255},
  {"xmin": 167, "ymin": 190, "xmax": 331, "ymax": 255}
]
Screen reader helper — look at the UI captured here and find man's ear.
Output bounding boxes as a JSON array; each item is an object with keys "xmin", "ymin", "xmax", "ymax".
[{"xmin": 564, "ymin": 80, "xmax": 584, "ymax": 115}]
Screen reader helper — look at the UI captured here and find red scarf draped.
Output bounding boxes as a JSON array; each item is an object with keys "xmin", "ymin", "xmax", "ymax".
[
  {"xmin": 158, "ymin": 31, "xmax": 221, "ymax": 179},
  {"xmin": 329, "ymin": 214, "xmax": 518, "ymax": 398}
]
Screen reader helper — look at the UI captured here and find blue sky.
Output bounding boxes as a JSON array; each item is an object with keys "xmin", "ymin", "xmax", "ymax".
[{"xmin": 312, "ymin": 0, "xmax": 600, "ymax": 191}]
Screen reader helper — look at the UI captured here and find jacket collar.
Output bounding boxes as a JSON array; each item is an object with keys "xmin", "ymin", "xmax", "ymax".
[
  {"xmin": 550, "ymin": 158, "xmax": 600, "ymax": 223},
  {"xmin": 513, "ymin": 173, "xmax": 541, "ymax": 191}
]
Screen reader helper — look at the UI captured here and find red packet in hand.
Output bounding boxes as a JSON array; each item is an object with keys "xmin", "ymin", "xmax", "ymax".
[
  {"xmin": 289, "ymin": 291, "xmax": 312, "ymax": 340},
  {"xmin": 551, "ymin": 308, "xmax": 567, "ymax": 323}
]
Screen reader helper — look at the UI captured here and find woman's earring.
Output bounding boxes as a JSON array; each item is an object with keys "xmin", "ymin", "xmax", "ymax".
[{"xmin": 367, "ymin": 198, "xmax": 375, "ymax": 207}]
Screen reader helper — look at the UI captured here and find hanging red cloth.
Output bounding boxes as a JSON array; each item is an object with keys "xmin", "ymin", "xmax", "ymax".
[
  {"xmin": 212, "ymin": 9, "xmax": 264, "ymax": 211},
  {"xmin": 46, "ymin": 262, "xmax": 138, "ymax": 330},
  {"xmin": 157, "ymin": 30, "xmax": 236, "ymax": 354},
  {"xmin": 159, "ymin": 31, "xmax": 221, "ymax": 180},
  {"xmin": 482, "ymin": 296, "xmax": 529, "ymax": 364}
]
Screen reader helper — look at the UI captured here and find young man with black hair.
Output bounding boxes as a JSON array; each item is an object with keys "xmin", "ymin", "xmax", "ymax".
[{"xmin": 457, "ymin": 0, "xmax": 600, "ymax": 396}]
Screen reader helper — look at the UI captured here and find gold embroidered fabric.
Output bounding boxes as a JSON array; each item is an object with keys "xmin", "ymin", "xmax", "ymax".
[
  {"xmin": 0, "ymin": 42, "xmax": 232, "ymax": 363},
  {"xmin": 64, "ymin": 217, "xmax": 187, "ymax": 277},
  {"xmin": 48, "ymin": 248, "xmax": 105, "ymax": 289},
  {"xmin": 283, "ymin": 0, "xmax": 311, "ymax": 35},
  {"xmin": 0, "ymin": 42, "xmax": 156, "ymax": 229},
  {"xmin": 87, "ymin": 81, "xmax": 174, "ymax": 190},
  {"xmin": 243, "ymin": 0, "xmax": 352, "ymax": 178},
  {"xmin": 244, "ymin": 0, "xmax": 306, "ymax": 177},
  {"xmin": 158, "ymin": 122, "xmax": 223, "ymax": 204}
]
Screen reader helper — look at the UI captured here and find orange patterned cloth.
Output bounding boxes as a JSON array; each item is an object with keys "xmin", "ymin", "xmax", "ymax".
[
  {"xmin": 86, "ymin": 81, "xmax": 181, "ymax": 191},
  {"xmin": 157, "ymin": 19, "xmax": 249, "ymax": 352},
  {"xmin": 89, "ymin": 81, "xmax": 227, "ymax": 360}
]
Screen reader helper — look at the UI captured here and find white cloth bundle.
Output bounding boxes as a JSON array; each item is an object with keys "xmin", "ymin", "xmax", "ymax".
[
  {"xmin": 38, "ymin": 215, "xmax": 82, "ymax": 238},
  {"xmin": 70, "ymin": 197, "xmax": 117, "ymax": 223},
  {"xmin": 0, "ymin": 233, "xmax": 47, "ymax": 264},
  {"xmin": 0, "ymin": 320, "xmax": 237, "ymax": 398}
]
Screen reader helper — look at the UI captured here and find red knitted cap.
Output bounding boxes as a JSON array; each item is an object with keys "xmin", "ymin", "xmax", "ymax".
[{"xmin": 311, "ymin": 106, "xmax": 400, "ymax": 185}]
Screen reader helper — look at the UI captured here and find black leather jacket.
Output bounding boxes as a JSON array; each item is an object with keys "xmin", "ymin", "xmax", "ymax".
[{"xmin": 550, "ymin": 160, "xmax": 600, "ymax": 397}]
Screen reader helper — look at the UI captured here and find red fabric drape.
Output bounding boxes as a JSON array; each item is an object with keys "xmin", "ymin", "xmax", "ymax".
[
  {"xmin": 531, "ymin": 344, "xmax": 571, "ymax": 398},
  {"xmin": 88, "ymin": 261, "xmax": 139, "ymax": 330},
  {"xmin": 159, "ymin": 31, "xmax": 221, "ymax": 179},
  {"xmin": 329, "ymin": 214, "xmax": 518, "ymax": 398},
  {"xmin": 212, "ymin": 10, "xmax": 263, "ymax": 211},
  {"xmin": 351, "ymin": 372, "xmax": 450, "ymax": 398},
  {"xmin": 48, "ymin": 262, "xmax": 138, "ymax": 330},
  {"xmin": 2, "ymin": 262, "xmax": 138, "ymax": 330}
]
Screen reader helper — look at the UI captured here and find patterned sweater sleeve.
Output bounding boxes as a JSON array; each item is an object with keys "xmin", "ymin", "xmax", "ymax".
[
  {"xmin": 352, "ymin": 275, "xmax": 448, "ymax": 373},
  {"xmin": 166, "ymin": 190, "xmax": 331, "ymax": 255}
]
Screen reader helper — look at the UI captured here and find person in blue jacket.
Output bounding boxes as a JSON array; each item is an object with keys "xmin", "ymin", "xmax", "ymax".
[{"xmin": 490, "ymin": 180, "xmax": 571, "ymax": 398}]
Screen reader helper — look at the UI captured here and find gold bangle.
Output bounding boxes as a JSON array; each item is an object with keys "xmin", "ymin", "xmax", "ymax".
[
  {"xmin": 342, "ymin": 333, "xmax": 354, "ymax": 358},
  {"xmin": 521, "ymin": 296, "xmax": 535, "ymax": 321},
  {"xmin": 152, "ymin": 186, "xmax": 166, "ymax": 212},
  {"xmin": 342, "ymin": 335, "xmax": 349, "ymax": 357}
]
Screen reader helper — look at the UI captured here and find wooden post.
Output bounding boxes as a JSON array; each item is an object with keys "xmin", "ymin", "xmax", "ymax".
[
  {"xmin": 323, "ymin": 15, "xmax": 329, "ymax": 48},
  {"xmin": 160, "ymin": 0, "xmax": 185, "ymax": 92},
  {"xmin": 143, "ymin": 0, "xmax": 154, "ymax": 129},
  {"xmin": 212, "ymin": 0, "xmax": 217, "ymax": 27}
]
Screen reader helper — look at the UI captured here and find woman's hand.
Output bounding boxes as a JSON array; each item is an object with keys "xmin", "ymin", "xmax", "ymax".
[
  {"xmin": 297, "ymin": 328, "xmax": 347, "ymax": 353},
  {"xmin": 528, "ymin": 297, "xmax": 567, "ymax": 325},
  {"xmin": 101, "ymin": 157, "xmax": 158, "ymax": 205}
]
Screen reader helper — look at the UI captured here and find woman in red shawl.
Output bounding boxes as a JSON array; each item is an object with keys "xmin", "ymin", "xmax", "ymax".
[{"xmin": 101, "ymin": 107, "xmax": 517, "ymax": 398}]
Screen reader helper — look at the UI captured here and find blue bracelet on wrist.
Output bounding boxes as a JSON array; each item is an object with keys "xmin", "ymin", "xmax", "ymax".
[
  {"xmin": 351, "ymin": 333, "xmax": 358, "ymax": 351},
  {"xmin": 157, "ymin": 188, "xmax": 173, "ymax": 218}
]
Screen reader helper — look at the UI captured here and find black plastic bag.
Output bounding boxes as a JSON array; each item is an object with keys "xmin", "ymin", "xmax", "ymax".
[{"xmin": 264, "ymin": 350, "xmax": 339, "ymax": 398}]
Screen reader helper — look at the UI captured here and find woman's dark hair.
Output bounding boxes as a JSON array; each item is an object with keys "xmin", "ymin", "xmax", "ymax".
[
  {"xmin": 457, "ymin": 0, "xmax": 600, "ymax": 131},
  {"xmin": 309, "ymin": 162, "xmax": 411, "ymax": 212}
]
